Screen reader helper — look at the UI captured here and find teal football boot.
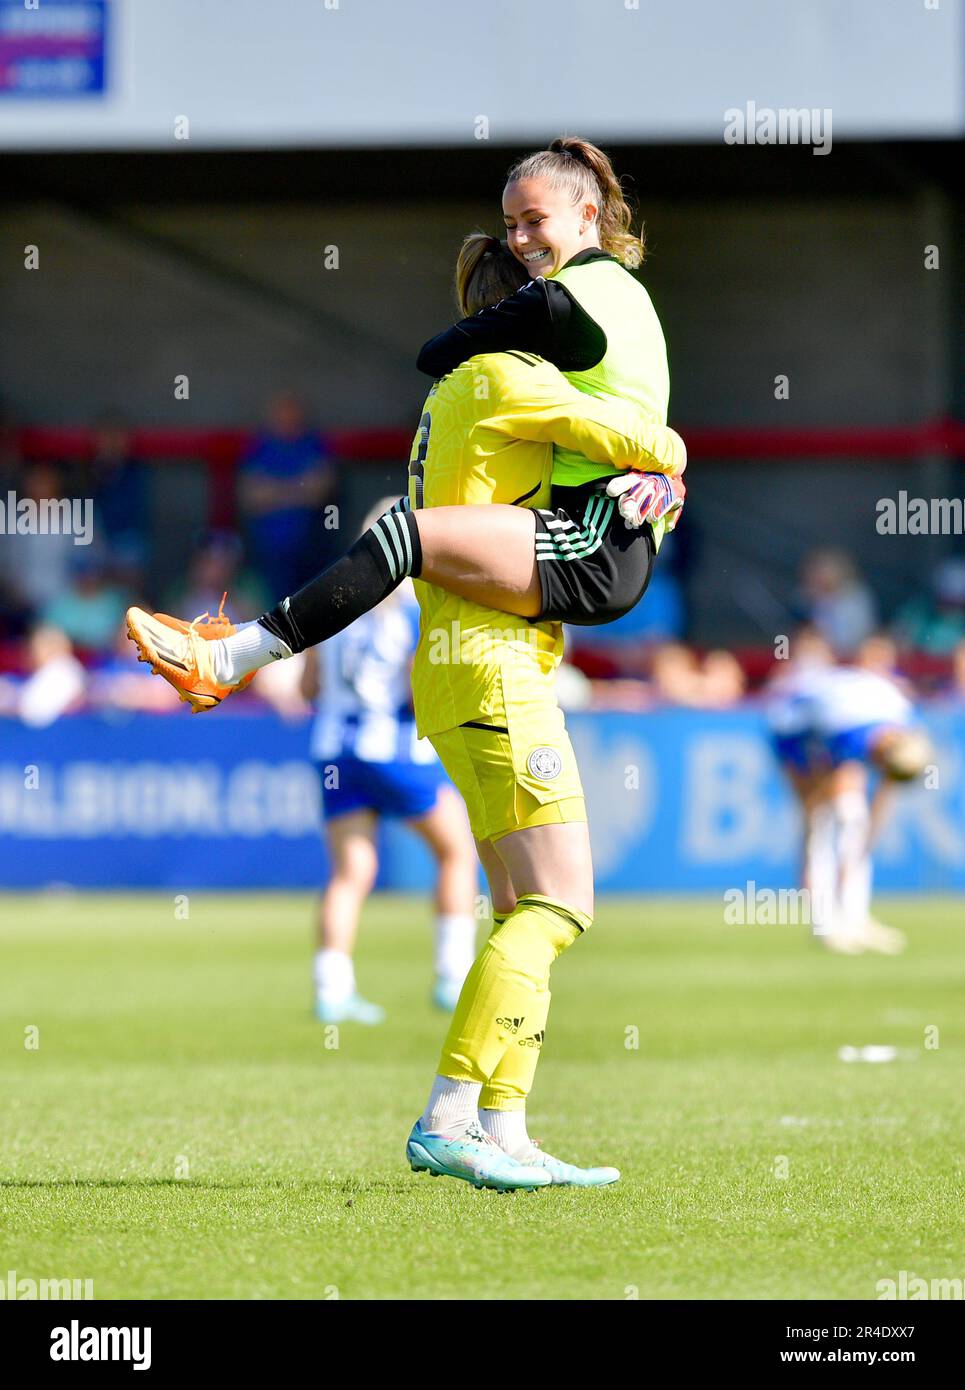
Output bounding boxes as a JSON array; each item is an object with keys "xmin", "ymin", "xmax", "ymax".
[
  {"xmin": 406, "ymin": 1119, "xmax": 551, "ymax": 1192},
  {"xmin": 518, "ymin": 1142, "xmax": 620, "ymax": 1187},
  {"xmin": 431, "ymin": 976, "xmax": 463, "ymax": 1012},
  {"xmin": 314, "ymin": 994, "xmax": 385, "ymax": 1026}
]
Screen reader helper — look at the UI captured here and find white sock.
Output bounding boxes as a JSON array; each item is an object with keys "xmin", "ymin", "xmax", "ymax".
[
  {"xmin": 421, "ymin": 1075, "xmax": 481, "ymax": 1136},
  {"xmin": 478, "ymin": 1108, "xmax": 535, "ymax": 1159},
  {"xmin": 434, "ymin": 913, "xmax": 476, "ymax": 986},
  {"xmin": 210, "ymin": 620, "xmax": 292, "ymax": 685},
  {"xmin": 835, "ymin": 790, "xmax": 872, "ymax": 930},
  {"xmin": 804, "ymin": 804, "xmax": 837, "ymax": 936},
  {"xmin": 313, "ymin": 948, "xmax": 355, "ymax": 1007}
]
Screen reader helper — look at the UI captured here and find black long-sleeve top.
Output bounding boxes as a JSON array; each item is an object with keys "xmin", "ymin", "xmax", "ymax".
[{"xmin": 416, "ymin": 249, "xmax": 615, "ymax": 379}]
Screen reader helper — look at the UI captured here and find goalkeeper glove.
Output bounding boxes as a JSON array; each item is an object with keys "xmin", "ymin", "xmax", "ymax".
[{"xmin": 606, "ymin": 471, "xmax": 686, "ymax": 531}]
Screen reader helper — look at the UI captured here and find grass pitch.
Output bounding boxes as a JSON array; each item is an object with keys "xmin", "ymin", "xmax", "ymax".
[{"xmin": 1, "ymin": 893, "xmax": 963, "ymax": 1300}]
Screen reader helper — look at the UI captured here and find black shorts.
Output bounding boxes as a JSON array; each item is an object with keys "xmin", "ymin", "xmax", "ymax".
[{"xmin": 532, "ymin": 479, "xmax": 655, "ymax": 626}]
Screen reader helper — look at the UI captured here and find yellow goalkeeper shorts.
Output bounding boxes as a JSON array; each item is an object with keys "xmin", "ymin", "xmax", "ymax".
[{"xmin": 428, "ymin": 664, "xmax": 586, "ymax": 843}]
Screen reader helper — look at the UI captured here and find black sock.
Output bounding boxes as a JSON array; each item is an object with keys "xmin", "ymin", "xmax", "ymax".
[{"xmin": 259, "ymin": 502, "xmax": 422, "ymax": 654}]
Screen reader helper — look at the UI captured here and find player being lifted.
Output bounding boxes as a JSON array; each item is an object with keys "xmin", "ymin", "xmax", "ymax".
[
  {"xmin": 127, "ymin": 137, "xmax": 686, "ymax": 703},
  {"xmin": 767, "ymin": 632, "xmax": 933, "ymax": 954}
]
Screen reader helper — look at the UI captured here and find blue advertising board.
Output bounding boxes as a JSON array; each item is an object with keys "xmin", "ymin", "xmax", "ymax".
[
  {"xmin": 0, "ymin": 0, "xmax": 107, "ymax": 97},
  {"xmin": 1, "ymin": 707, "xmax": 963, "ymax": 894}
]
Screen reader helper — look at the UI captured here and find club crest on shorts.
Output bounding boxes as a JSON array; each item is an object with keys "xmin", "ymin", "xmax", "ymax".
[{"xmin": 527, "ymin": 746, "xmax": 562, "ymax": 781}]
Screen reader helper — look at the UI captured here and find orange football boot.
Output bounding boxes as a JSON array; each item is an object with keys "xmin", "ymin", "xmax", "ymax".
[{"xmin": 126, "ymin": 593, "xmax": 255, "ymax": 713}]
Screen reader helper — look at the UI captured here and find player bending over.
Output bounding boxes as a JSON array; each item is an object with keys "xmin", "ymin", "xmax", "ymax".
[
  {"xmin": 767, "ymin": 638, "xmax": 932, "ymax": 954},
  {"xmin": 304, "ymin": 500, "xmax": 477, "ymax": 1022}
]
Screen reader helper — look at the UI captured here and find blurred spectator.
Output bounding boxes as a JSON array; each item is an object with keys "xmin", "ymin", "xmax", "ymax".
[
  {"xmin": 701, "ymin": 649, "xmax": 747, "ymax": 707},
  {"xmin": 86, "ymin": 413, "xmax": 149, "ymax": 581},
  {"xmin": 585, "ymin": 678, "xmax": 651, "ymax": 711},
  {"xmin": 795, "ymin": 549, "xmax": 877, "ymax": 655},
  {"xmin": 17, "ymin": 626, "xmax": 86, "ymax": 727},
  {"xmin": 0, "ymin": 461, "xmax": 77, "ymax": 623},
  {"xmin": 164, "ymin": 531, "xmax": 269, "ymax": 624},
  {"xmin": 892, "ymin": 557, "xmax": 965, "ymax": 655},
  {"xmin": 239, "ymin": 390, "xmax": 336, "ymax": 598},
  {"xmin": 652, "ymin": 642, "xmax": 702, "ymax": 704},
  {"xmin": 42, "ymin": 554, "xmax": 127, "ymax": 656},
  {"xmin": 650, "ymin": 643, "xmax": 746, "ymax": 708},
  {"xmin": 855, "ymin": 631, "xmax": 900, "ymax": 675}
]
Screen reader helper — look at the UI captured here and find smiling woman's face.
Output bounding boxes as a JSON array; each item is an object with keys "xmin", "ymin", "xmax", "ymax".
[{"xmin": 502, "ymin": 176, "xmax": 599, "ymax": 279}]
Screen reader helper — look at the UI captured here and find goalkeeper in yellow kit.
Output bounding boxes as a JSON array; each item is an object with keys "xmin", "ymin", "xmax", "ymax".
[{"xmin": 400, "ymin": 234, "xmax": 682, "ymax": 1190}]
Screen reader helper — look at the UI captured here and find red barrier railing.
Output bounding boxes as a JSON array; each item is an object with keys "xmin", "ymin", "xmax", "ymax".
[
  {"xmin": 16, "ymin": 419, "xmax": 965, "ymax": 461},
  {"xmin": 13, "ymin": 427, "xmax": 416, "ymax": 526},
  {"xmin": 12, "ymin": 419, "xmax": 964, "ymax": 527}
]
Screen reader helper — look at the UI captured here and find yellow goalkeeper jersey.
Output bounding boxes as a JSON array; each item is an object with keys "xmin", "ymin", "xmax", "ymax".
[{"xmin": 407, "ymin": 348, "xmax": 680, "ymax": 737}]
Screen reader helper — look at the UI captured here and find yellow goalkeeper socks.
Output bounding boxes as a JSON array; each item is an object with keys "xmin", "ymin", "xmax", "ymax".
[
  {"xmin": 436, "ymin": 894, "xmax": 590, "ymax": 1088},
  {"xmin": 479, "ymin": 982, "xmax": 551, "ymax": 1111},
  {"xmin": 476, "ymin": 908, "xmax": 552, "ymax": 1112}
]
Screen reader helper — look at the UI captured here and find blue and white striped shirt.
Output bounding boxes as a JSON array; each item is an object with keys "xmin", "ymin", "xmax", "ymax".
[{"xmin": 309, "ymin": 591, "xmax": 437, "ymax": 765}]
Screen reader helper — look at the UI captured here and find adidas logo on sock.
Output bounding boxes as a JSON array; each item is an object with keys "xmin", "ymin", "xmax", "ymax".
[
  {"xmin": 518, "ymin": 1030, "xmax": 544, "ymax": 1049},
  {"xmin": 496, "ymin": 1016, "xmax": 525, "ymax": 1034}
]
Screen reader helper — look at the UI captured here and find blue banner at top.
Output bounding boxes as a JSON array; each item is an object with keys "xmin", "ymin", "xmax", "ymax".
[
  {"xmin": 0, "ymin": 0, "xmax": 107, "ymax": 97},
  {"xmin": 1, "ymin": 706, "xmax": 963, "ymax": 894}
]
